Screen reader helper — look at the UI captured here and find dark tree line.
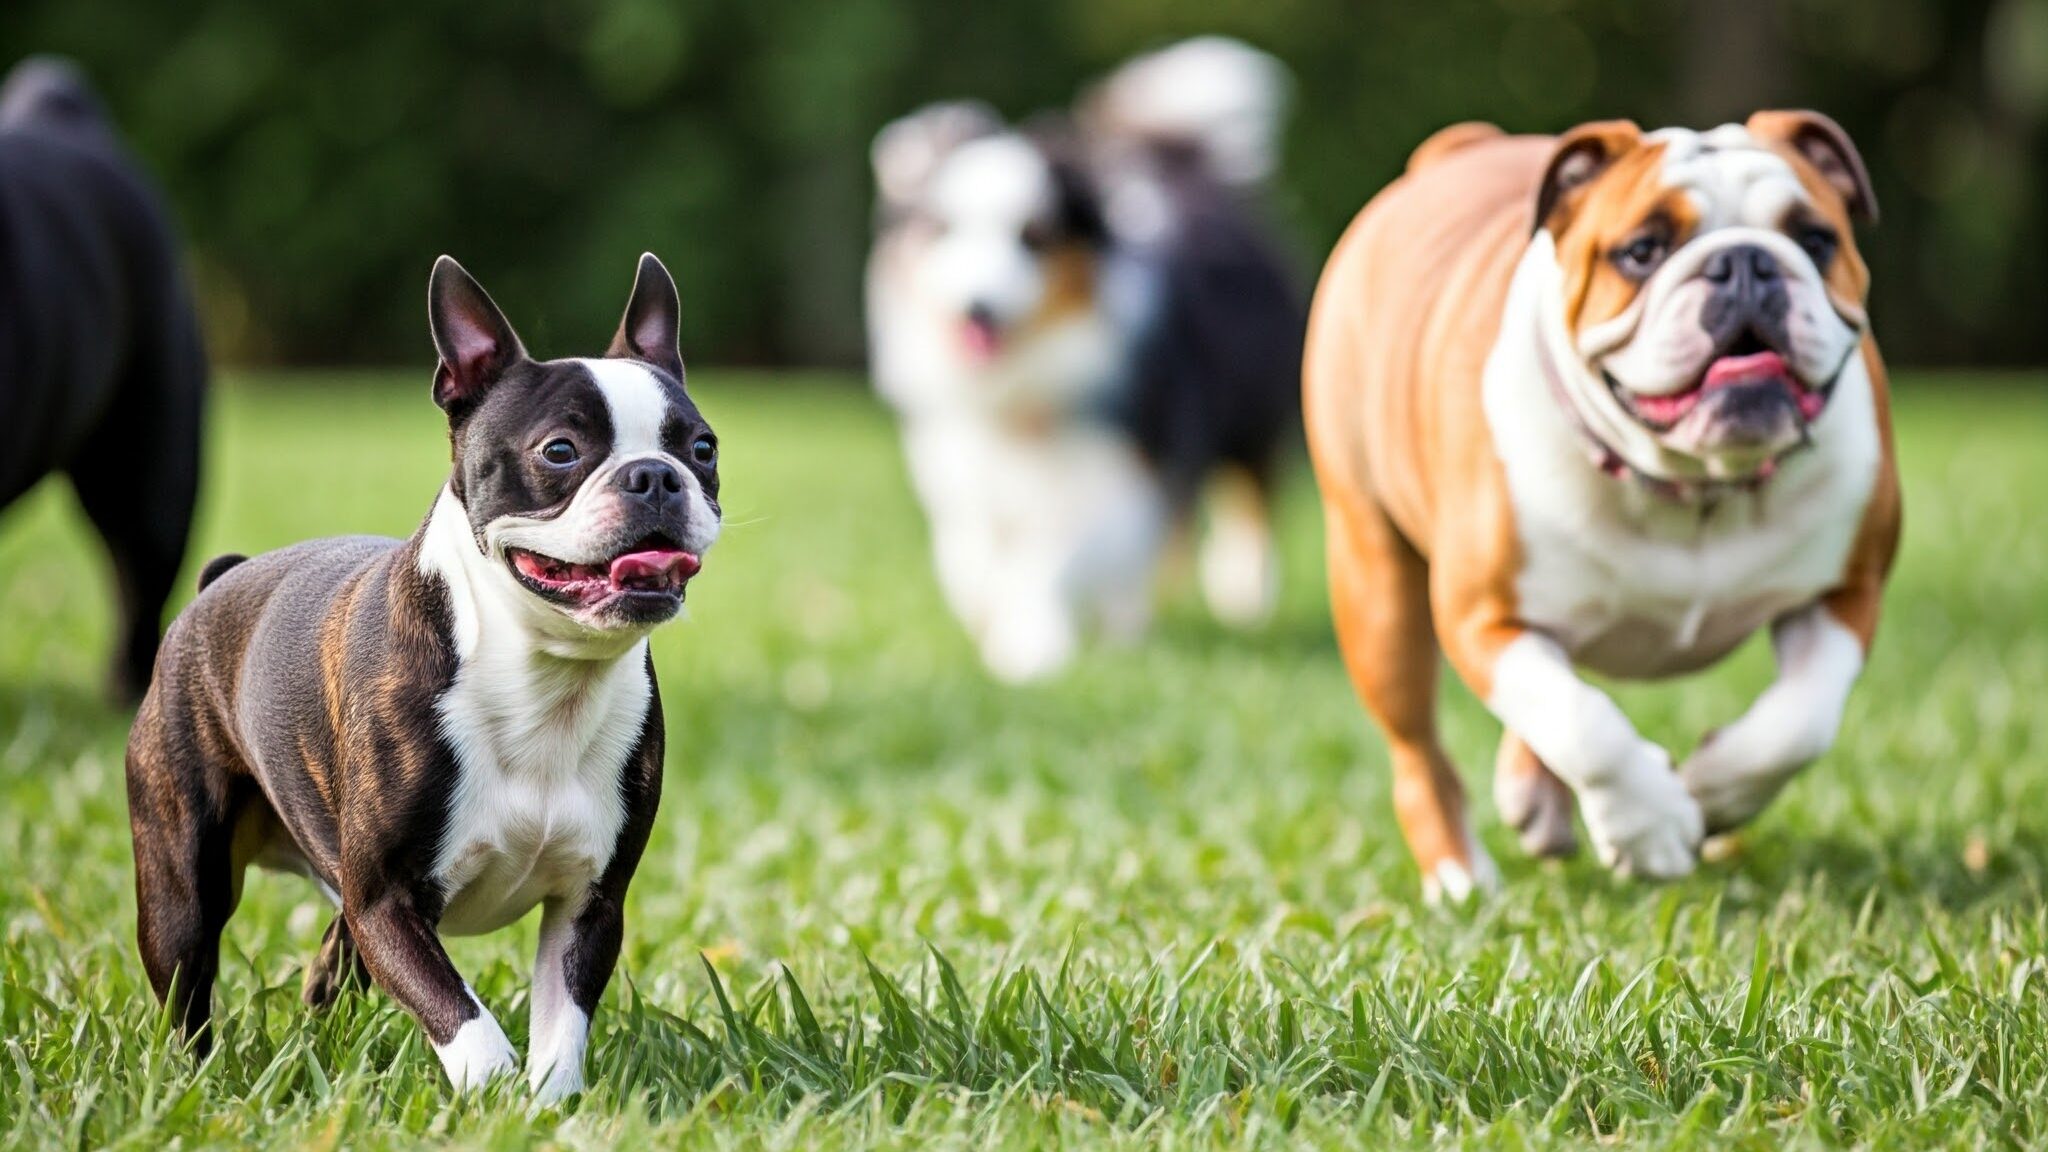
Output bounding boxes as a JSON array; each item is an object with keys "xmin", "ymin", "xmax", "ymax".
[{"xmin": 4, "ymin": 0, "xmax": 2041, "ymax": 368}]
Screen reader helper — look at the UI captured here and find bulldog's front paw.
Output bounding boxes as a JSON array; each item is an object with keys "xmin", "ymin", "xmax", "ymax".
[
  {"xmin": 1579, "ymin": 743, "xmax": 1704, "ymax": 880},
  {"xmin": 435, "ymin": 1013, "xmax": 520, "ymax": 1092},
  {"xmin": 1680, "ymin": 732, "xmax": 1793, "ymax": 835}
]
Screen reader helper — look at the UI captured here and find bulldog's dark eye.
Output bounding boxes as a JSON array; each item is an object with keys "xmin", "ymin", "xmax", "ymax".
[
  {"xmin": 1020, "ymin": 222, "xmax": 1053, "ymax": 253},
  {"xmin": 690, "ymin": 436, "xmax": 717, "ymax": 465},
  {"xmin": 539, "ymin": 438, "xmax": 580, "ymax": 467},
  {"xmin": 1613, "ymin": 233, "xmax": 1668, "ymax": 278},
  {"xmin": 1796, "ymin": 224, "xmax": 1839, "ymax": 268}
]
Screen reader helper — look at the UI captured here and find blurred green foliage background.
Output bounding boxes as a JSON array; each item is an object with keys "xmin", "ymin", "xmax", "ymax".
[{"xmin": 3, "ymin": 0, "xmax": 2043, "ymax": 368}]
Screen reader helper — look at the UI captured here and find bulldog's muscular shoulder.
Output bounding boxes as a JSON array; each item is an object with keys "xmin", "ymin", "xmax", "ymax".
[{"xmin": 1304, "ymin": 131, "xmax": 1554, "ymax": 555}]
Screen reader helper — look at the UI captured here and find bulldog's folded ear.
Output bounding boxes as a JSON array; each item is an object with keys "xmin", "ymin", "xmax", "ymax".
[
  {"xmin": 429, "ymin": 256, "xmax": 526, "ymax": 412},
  {"xmin": 1746, "ymin": 109, "xmax": 1878, "ymax": 225},
  {"xmin": 607, "ymin": 252, "xmax": 685, "ymax": 382},
  {"xmin": 1534, "ymin": 119, "xmax": 1642, "ymax": 235},
  {"xmin": 871, "ymin": 101, "xmax": 1002, "ymax": 212}
]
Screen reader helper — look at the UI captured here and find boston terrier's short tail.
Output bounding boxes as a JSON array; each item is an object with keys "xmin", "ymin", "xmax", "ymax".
[{"xmin": 196, "ymin": 554, "xmax": 248, "ymax": 594}]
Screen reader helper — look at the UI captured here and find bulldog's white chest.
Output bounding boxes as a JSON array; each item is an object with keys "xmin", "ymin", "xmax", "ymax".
[
  {"xmin": 1488, "ymin": 354, "xmax": 1882, "ymax": 680},
  {"xmin": 431, "ymin": 642, "xmax": 649, "ymax": 936}
]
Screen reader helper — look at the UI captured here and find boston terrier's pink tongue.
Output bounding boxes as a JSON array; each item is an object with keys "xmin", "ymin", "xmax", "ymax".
[{"xmin": 608, "ymin": 549, "xmax": 701, "ymax": 592}]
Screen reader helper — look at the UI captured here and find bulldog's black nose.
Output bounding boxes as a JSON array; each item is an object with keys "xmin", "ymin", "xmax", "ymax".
[
  {"xmin": 1704, "ymin": 244, "xmax": 1780, "ymax": 287},
  {"xmin": 619, "ymin": 458, "xmax": 683, "ymax": 501},
  {"xmin": 1700, "ymin": 244, "xmax": 1791, "ymax": 353},
  {"xmin": 965, "ymin": 300, "xmax": 998, "ymax": 328}
]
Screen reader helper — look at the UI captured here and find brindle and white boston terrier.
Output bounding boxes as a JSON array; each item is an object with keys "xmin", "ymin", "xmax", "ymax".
[{"xmin": 126, "ymin": 253, "xmax": 720, "ymax": 1102}]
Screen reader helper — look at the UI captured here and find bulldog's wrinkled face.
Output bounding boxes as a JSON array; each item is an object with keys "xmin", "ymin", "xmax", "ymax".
[
  {"xmin": 429, "ymin": 254, "xmax": 721, "ymax": 632},
  {"xmin": 1535, "ymin": 112, "xmax": 1878, "ymax": 482},
  {"xmin": 869, "ymin": 103, "xmax": 1109, "ymax": 372}
]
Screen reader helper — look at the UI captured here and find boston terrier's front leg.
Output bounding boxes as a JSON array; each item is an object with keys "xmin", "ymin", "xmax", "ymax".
[
  {"xmin": 527, "ymin": 706, "xmax": 664, "ymax": 1105},
  {"xmin": 526, "ymin": 896, "xmax": 619, "ymax": 1105},
  {"xmin": 344, "ymin": 883, "xmax": 517, "ymax": 1091}
]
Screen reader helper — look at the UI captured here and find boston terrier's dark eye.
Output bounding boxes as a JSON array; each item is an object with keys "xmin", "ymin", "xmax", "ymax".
[
  {"xmin": 539, "ymin": 438, "xmax": 580, "ymax": 467},
  {"xmin": 690, "ymin": 436, "xmax": 717, "ymax": 466},
  {"xmin": 1020, "ymin": 221, "xmax": 1053, "ymax": 253}
]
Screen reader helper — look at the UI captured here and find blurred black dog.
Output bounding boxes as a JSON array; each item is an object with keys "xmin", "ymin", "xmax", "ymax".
[{"xmin": 0, "ymin": 57, "xmax": 206, "ymax": 699}]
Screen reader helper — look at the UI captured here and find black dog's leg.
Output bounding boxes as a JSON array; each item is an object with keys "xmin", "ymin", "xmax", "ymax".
[
  {"xmin": 344, "ymin": 890, "xmax": 517, "ymax": 1090},
  {"xmin": 70, "ymin": 302, "xmax": 204, "ymax": 702}
]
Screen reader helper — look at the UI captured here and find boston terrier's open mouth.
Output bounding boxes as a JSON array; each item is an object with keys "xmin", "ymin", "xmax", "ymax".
[{"xmin": 507, "ymin": 533, "xmax": 701, "ymax": 607}]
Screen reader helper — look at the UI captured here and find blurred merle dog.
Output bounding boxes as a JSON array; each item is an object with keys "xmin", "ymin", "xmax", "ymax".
[
  {"xmin": 866, "ymin": 38, "xmax": 1305, "ymax": 681},
  {"xmin": 0, "ymin": 57, "xmax": 207, "ymax": 700}
]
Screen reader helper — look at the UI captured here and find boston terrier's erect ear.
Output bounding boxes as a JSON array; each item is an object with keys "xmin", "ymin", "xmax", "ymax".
[
  {"xmin": 606, "ymin": 253, "xmax": 685, "ymax": 383},
  {"xmin": 429, "ymin": 256, "xmax": 527, "ymax": 413}
]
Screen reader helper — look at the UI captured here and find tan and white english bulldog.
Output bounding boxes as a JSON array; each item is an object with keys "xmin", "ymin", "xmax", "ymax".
[{"xmin": 1304, "ymin": 113, "xmax": 1900, "ymax": 899}]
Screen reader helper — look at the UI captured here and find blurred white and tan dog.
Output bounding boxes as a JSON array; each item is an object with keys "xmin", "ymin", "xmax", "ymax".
[
  {"xmin": 1305, "ymin": 114, "xmax": 1900, "ymax": 898},
  {"xmin": 866, "ymin": 39, "xmax": 1304, "ymax": 681}
]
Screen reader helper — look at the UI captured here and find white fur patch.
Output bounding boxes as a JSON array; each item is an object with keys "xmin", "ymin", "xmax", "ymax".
[
  {"xmin": 1091, "ymin": 36, "xmax": 1290, "ymax": 187},
  {"xmin": 434, "ymin": 993, "xmax": 519, "ymax": 1091},
  {"xmin": 1488, "ymin": 634, "xmax": 1702, "ymax": 879},
  {"xmin": 1680, "ymin": 605, "xmax": 1864, "ymax": 829},
  {"xmin": 1198, "ymin": 469, "xmax": 1276, "ymax": 628},
  {"xmin": 579, "ymin": 357, "xmax": 670, "ymax": 457},
  {"xmin": 1421, "ymin": 829, "xmax": 1501, "ymax": 906},
  {"xmin": 527, "ymin": 902, "xmax": 591, "ymax": 1105},
  {"xmin": 417, "ymin": 490, "xmax": 650, "ymax": 936},
  {"xmin": 898, "ymin": 413, "xmax": 1166, "ymax": 682}
]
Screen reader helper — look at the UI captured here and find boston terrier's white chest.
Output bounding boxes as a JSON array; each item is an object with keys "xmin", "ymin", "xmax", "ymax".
[{"xmin": 430, "ymin": 641, "xmax": 650, "ymax": 936}]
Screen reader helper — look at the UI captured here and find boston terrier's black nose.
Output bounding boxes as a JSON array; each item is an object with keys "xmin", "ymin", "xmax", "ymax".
[{"xmin": 619, "ymin": 458, "xmax": 683, "ymax": 502}]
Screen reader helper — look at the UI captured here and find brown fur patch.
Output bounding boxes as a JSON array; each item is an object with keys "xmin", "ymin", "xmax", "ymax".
[
  {"xmin": 1821, "ymin": 338, "xmax": 1900, "ymax": 647},
  {"xmin": 1023, "ymin": 243, "xmax": 1098, "ymax": 334},
  {"xmin": 1548, "ymin": 145, "xmax": 1705, "ymax": 334},
  {"xmin": 1408, "ymin": 122, "xmax": 1505, "ymax": 175}
]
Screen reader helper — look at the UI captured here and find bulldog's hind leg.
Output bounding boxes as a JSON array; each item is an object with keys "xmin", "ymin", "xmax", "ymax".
[
  {"xmin": 126, "ymin": 703, "xmax": 245, "ymax": 1054},
  {"xmin": 1494, "ymin": 732, "xmax": 1579, "ymax": 858},
  {"xmin": 1325, "ymin": 496, "xmax": 1498, "ymax": 902}
]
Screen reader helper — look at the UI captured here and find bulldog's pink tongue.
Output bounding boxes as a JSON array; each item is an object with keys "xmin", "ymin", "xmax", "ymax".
[
  {"xmin": 608, "ymin": 549, "xmax": 701, "ymax": 592},
  {"xmin": 1704, "ymin": 350, "xmax": 1789, "ymax": 390}
]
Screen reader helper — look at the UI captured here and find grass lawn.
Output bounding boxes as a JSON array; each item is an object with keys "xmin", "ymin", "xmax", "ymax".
[{"xmin": 1, "ymin": 369, "xmax": 2044, "ymax": 1149}]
